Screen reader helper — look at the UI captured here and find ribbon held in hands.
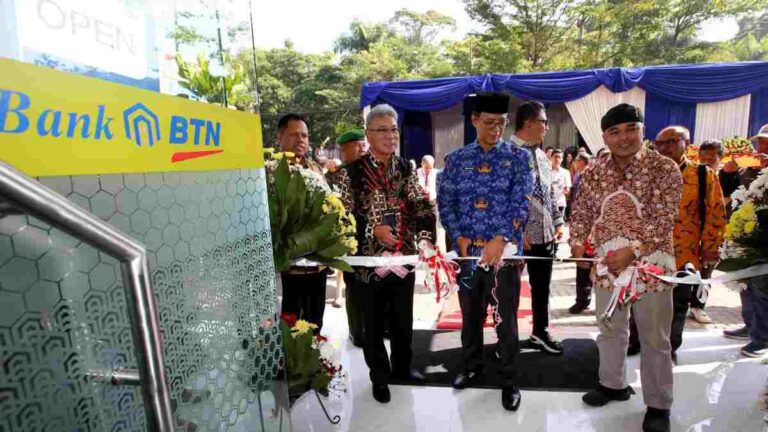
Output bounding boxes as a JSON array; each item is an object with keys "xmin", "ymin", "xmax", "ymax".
[
  {"xmin": 417, "ymin": 240, "xmax": 459, "ymax": 303},
  {"xmin": 597, "ymin": 256, "xmax": 666, "ymax": 324}
]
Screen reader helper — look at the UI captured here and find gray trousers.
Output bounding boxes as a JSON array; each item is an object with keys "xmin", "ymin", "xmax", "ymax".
[{"xmin": 595, "ymin": 287, "xmax": 674, "ymax": 410}]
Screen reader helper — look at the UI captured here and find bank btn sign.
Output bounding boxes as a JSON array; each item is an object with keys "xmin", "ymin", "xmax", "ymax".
[{"xmin": 0, "ymin": 58, "xmax": 263, "ymax": 176}]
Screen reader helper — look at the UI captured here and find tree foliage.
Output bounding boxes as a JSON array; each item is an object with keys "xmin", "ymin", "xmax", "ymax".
[{"xmin": 172, "ymin": 3, "xmax": 768, "ymax": 147}]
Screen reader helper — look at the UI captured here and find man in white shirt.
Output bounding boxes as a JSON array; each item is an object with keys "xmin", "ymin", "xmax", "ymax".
[
  {"xmin": 417, "ymin": 155, "xmax": 438, "ymax": 200},
  {"xmin": 550, "ymin": 149, "xmax": 572, "ymax": 217}
]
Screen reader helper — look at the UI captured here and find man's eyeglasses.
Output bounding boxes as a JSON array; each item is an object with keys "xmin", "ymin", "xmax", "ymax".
[
  {"xmin": 534, "ymin": 118, "xmax": 549, "ymax": 126},
  {"xmin": 481, "ymin": 119, "xmax": 508, "ymax": 128},
  {"xmin": 654, "ymin": 138, "xmax": 680, "ymax": 147},
  {"xmin": 368, "ymin": 128, "xmax": 400, "ymax": 135}
]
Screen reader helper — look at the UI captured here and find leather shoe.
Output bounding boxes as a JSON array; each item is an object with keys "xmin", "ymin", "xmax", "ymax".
[
  {"xmin": 501, "ymin": 386, "xmax": 521, "ymax": 411},
  {"xmin": 372, "ymin": 384, "xmax": 390, "ymax": 403},
  {"xmin": 582, "ymin": 384, "xmax": 633, "ymax": 407},
  {"xmin": 452, "ymin": 370, "xmax": 482, "ymax": 389},
  {"xmin": 392, "ymin": 369, "xmax": 425, "ymax": 382},
  {"xmin": 642, "ymin": 407, "xmax": 670, "ymax": 432}
]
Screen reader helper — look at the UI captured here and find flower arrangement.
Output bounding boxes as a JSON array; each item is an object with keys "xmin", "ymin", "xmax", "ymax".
[
  {"xmin": 723, "ymin": 137, "xmax": 754, "ymax": 156},
  {"xmin": 278, "ymin": 312, "xmax": 346, "ymax": 400},
  {"xmin": 264, "ymin": 149, "xmax": 357, "ymax": 272},
  {"xmin": 719, "ymin": 168, "xmax": 768, "ymax": 271}
]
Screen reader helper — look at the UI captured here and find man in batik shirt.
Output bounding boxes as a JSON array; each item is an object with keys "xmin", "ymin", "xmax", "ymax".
[
  {"xmin": 628, "ymin": 126, "xmax": 725, "ymax": 360},
  {"xmin": 337, "ymin": 104, "xmax": 436, "ymax": 404},
  {"xmin": 438, "ymin": 92, "xmax": 533, "ymax": 412},
  {"xmin": 570, "ymin": 104, "xmax": 682, "ymax": 432},
  {"xmin": 511, "ymin": 101, "xmax": 566, "ymax": 355}
]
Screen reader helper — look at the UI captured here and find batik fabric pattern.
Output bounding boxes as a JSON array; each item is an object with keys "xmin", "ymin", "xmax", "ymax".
[
  {"xmin": 674, "ymin": 159, "xmax": 726, "ymax": 270},
  {"xmin": 510, "ymin": 135, "xmax": 564, "ymax": 245},
  {"xmin": 337, "ymin": 153, "xmax": 435, "ymax": 257},
  {"xmin": 569, "ymin": 148, "xmax": 682, "ymax": 295},
  {"xmin": 437, "ymin": 140, "xmax": 534, "ymax": 252}
]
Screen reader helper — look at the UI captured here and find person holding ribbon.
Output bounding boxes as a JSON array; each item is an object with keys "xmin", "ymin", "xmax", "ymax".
[
  {"xmin": 438, "ymin": 92, "xmax": 533, "ymax": 411},
  {"xmin": 569, "ymin": 104, "xmax": 681, "ymax": 432},
  {"xmin": 626, "ymin": 126, "xmax": 726, "ymax": 361},
  {"xmin": 336, "ymin": 104, "xmax": 436, "ymax": 404}
]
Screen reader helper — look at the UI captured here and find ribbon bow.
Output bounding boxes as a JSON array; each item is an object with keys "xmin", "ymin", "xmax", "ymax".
[
  {"xmin": 653, "ymin": 262, "xmax": 710, "ymax": 304},
  {"xmin": 374, "ymin": 251, "xmax": 410, "ymax": 279},
  {"xmin": 416, "ymin": 240, "xmax": 459, "ymax": 302},
  {"xmin": 597, "ymin": 258, "xmax": 666, "ymax": 323}
]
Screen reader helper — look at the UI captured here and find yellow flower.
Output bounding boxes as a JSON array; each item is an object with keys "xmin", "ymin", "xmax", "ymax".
[
  {"xmin": 264, "ymin": 148, "xmax": 275, "ymax": 154},
  {"xmin": 274, "ymin": 152, "xmax": 284, "ymax": 160},
  {"xmin": 285, "ymin": 151, "xmax": 296, "ymax": 158},
  {"xmin": 744, "ymin": 220, "xmax": 757, "ymax": 234},
  {"xmin": 292, "ymin": 319, "xmax": 318, "ymax": 336}
]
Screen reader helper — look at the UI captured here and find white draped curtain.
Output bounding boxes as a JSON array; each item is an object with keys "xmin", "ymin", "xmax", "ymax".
[
  {"xmin": 693, "ymin": 95, "xmax": 751, "ymax": 144},
  {"xmin": 565, "ymin": 86, "xmax": 647, "ymax": 153},
  {"xmin": 431, "ymin": 103, "xmax": 464, "ymax": 169}
]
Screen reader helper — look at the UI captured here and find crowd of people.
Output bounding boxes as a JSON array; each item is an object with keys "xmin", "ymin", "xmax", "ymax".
[{"xmin": 272, "ymin": 92, "xmax": 768, "ymax": 432}]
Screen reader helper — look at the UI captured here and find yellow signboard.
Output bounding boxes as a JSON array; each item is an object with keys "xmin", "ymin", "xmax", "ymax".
[{"xmin": 0, "ymin": 58, "xmax": 264, "ymax": 176}]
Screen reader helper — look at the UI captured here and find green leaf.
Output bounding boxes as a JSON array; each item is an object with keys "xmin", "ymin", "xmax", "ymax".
[{"xmin": 316, "ymin": 241, "xmax": 349, "ymax": 259}]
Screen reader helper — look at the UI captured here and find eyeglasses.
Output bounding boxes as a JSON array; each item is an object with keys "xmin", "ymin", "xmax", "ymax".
[
  {"xmin": 368, "ymin": 128, "xmax": 400, "ymax": 135},
  {"xmin": 480, "ymin": 119, "xmax": 508, "ymax": 129},
  {"xmin": 534, "ymin": 119, "xmax": 549, "ymax": 126},
  {"xmin": 654, "ymin": 138, "xmax": 680, "ymax": 147}
]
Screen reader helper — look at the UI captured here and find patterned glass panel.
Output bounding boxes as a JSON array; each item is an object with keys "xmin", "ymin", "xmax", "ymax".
[{"xmin": 0, "ymin": 169, "xmax": 289, "ymax": 432}]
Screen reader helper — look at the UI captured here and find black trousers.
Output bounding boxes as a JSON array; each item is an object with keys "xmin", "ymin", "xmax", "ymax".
[
  {"xmin": 360, "ymin": 272, "xmax": 415, "ymax": 385},
  {"xmin": 458, "ymin": 262, "xmax": 521, "ymax": 387},
  {"xmin": 575, "ymin": 265, "xmax": 593, "ymax": 305},
  {"xmin": 281, "ymin": 271, "xmax": 328, "ymax": 332},
  {"xmin": 524, "ymin": 242, "xmax": 555, "ymax": 336},
  {"xmin": 344, "ymin": 271, "xmax": 364, "ymax": 343},
  {"xmin": 629, "ymin": 282, "xmax": 694, "ymax": 353}
]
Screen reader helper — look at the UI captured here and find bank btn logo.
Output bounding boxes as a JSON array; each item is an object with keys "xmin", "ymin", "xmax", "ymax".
[
  {"xmin": 0, "ymin": 89, "xmax": 224, "ymax": 163},
  {"xmin": 123, "ymin": 102, "xmax": 161, "ymax": 147}
]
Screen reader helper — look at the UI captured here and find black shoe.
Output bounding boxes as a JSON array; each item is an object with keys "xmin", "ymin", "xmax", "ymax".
[
  {"xmin": 501, "ymin": 386, "xmax": 521, "ymax": 411},
  {"xmin": 392, "ymin": 369, "xmax": 425, "ymax": 382},
  {"xmin": 452, "ymin": 370, "xmax": 482, "ymax": 389},
  {"xmin": 741, "ymin": 340, "xmax": 768, "ymax": 358},
  {"xmin": 372, "ymin": 384, "xmax": 390, "ymax": 403},
  {"xmin": 568, "ymin": 301, "xmax": 590, "ymax": 314},
  {"xmin": 348, "ymin": 335, "xmax": 363, "ymax": 348},
  {"xmin": 642, "ymin": 407, "xmax": 670, "ymax": 432},
  {"xmin": 627, "ymin": 343, "xmax": 641, "ymax": 356},
  {"xmin": 723, "ymin": 326, "xmax": 750, "ymax": 341},
  {"xmin": 530, "ymin": 332, "xmax": 564, "ymax": 355},
  {"xmin": 582, "ymin": 384, "xmax": 633, "ymax": 407}
]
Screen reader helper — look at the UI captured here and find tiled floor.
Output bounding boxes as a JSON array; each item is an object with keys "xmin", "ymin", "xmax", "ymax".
[
  {"xmin": 291, "ymin": 306, "xmax": 767, "ymax": 432},
  {"xmin": 306, "ymin": 233, "xmax": 764, "ymax": 431}
]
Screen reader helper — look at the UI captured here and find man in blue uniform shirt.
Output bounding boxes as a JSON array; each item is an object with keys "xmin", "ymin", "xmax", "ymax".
[{"xmin": 438, "ymin": 92, "xmax": 534, "ymax": 411}]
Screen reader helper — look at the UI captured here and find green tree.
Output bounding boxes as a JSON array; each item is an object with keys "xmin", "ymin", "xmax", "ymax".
[
  {"xmin": 176, "ymin": 53, "xmax": 244, "ymax": 106},
  {"xmin": 390, "ymin": 9, "xmax": 458, "ymax": 46},
  {"xmin": 463, "ymin": 0, "xmax": 577, "ymax": 70}
]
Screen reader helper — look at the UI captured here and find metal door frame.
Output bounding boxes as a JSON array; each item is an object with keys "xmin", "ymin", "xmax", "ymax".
[{"xmin": 0, "ymin": 161, "xmax": 174, "ymax": 432}]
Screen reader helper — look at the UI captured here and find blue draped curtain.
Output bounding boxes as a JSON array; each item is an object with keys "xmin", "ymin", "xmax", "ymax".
[
  {"xmin": 749, "ymin": 88, "xmax": 768, "ymax": 138},
  {"xmin": 401, "ymin": 110, "xmax": 433, "ymax": 163},
  {"xmin": 643, "ymin": 94, "xmax": 697, "ymax": 142},
  {"xmin": 361, "ymin": 61, "xmax": 768, "ymax": 109}
]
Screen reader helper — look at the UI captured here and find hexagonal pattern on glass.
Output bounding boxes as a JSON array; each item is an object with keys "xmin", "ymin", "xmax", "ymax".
[{"xmin": 0, "ymin": 169, "xmax": 282, "ymax": 432}]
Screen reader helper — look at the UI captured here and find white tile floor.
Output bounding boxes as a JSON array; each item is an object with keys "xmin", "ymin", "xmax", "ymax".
[{"xmin": 290, "ymin": 304, "xmax": 768, "ymax": 432}]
